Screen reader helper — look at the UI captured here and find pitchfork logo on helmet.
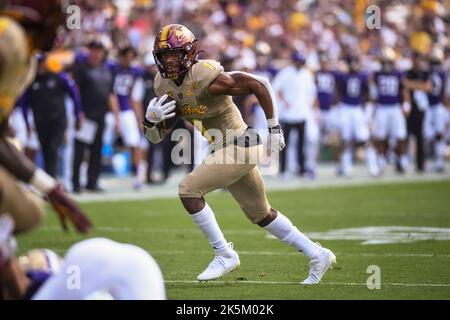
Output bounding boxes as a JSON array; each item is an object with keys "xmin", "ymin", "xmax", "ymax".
[{"xmin": 153, "ymin": 24, "xmax": 198, "ymax": 80}]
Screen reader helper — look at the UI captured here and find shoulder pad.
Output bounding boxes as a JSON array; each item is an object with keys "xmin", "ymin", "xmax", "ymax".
[{"xmin": 191, "ymin": 59, "xmax": 224, "ymax": 87}]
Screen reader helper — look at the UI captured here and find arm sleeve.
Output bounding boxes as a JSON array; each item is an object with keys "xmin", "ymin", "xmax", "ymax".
[{"xmin": 60, "ymin": 72, "xmax": 83, "ymax": 119}]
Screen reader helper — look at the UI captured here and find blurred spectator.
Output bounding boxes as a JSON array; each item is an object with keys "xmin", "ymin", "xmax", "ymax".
[
  {"xmin": 72, "ymin": 40, "xmax": 119, "ymax": 193},
  {"xmin": 316, "ymin": 54, "xmax": 338, "ymax": 143},
  {"xmin": 371, "ymin": 55, "xmax": 409, "ymax": 174},
  {"xmin": 132, "ymin": 52, "xmax": 173, "ymax": 184},
  {"xmin": 105, "ymin": 46, "xmax": 143, "ymax": 189},
  {"xmin": 273, "ymin": 51, "xmax": 317, "ymax": 178},
  {"xmin": 404, "ymin": 52, "xmax": 433, "ymax": 173},
  {"xmin": 334, "ymin": 56, "xmax": 378, "ymax": 176},
  {"xmin": 20, "ymin": 54, "xmax": 83, "ymax": 178},
  {"xmin": 26, "ymin": 0, "xmax": 450, "ymax": 183},
  {"xmin": 424, "ymin": 56, "xmax": 448, "ymax": 172}
]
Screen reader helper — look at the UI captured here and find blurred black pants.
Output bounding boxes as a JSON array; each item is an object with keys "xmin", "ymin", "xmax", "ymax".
[
  {"xmin": 280, "ymin": 121, "xmax": 306, "ymax": 175},
  {"xmin": 72, "ymin": 117, "xmax": 105, "ymax": 190},
  {"xmin": 407, "ymin": 110, "xmax": 425, "ymax": 172},
  {"xmin": 35, "ymin": 119, "xmax": 66, "ymax": 178}
]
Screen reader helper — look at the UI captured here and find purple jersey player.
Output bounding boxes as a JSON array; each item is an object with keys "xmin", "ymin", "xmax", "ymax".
[
  {"xmin": 335, "ymin": 70, "xmax": 369, "ymax": 107},
  {"xmin": 107, "ymin": 47, "xmax": 145, "ymax": 189},
  {"xmin": 373, "ymin": 70, "xmax": 404, "ymax": 106},
  {"xmin": 316, "ymin": 54, "xmax": 338, "ymax": 144},
  {"xmin": 424, "ymin": 57, "xmax": 449, "ymax": 172},
  {"xmin": 335, "ymin": 56, "xmax": 378, "ymax": 177},
  {"xmin": 428, "ymin": 69, "xmax": 446, "ymax": 107},
  {"xmin": 372, "ymin": 57, "xmax": 408, "ymax": 174},
  {"xmin": 316, "ymin": 70, "xmax": 336, "ymax": 111}
]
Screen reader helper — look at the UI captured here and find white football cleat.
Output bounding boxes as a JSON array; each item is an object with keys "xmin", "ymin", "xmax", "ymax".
[
  {"xmin": 301, "ymin": 244, "xmax": 336, "ymax": 285},
  {"xmin": 197, "ymin": 242, "xmax": 240, "ymax": 281}
]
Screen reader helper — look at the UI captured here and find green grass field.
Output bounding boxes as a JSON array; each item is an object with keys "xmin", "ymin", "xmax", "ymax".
[{"xmin": 18, "ymin": 180, "xmax": 450, "ymax": 299}]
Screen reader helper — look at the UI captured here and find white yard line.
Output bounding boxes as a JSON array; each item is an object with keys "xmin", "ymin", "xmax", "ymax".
[
  {"xmin": 37, "ymin": 226, "xmax": 450, "ymax": 257},
  {"xmin": 153, "ymin": 251, "xmax": 450, "ymax": 258},
  {"xmin": 165, "ymin": 280, "xmax": 450, "ymax": 287}
]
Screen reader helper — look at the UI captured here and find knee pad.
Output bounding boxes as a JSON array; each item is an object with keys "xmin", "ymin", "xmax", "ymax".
[{"xmin": 178, "ymin": 176, "xmax": 203, "ymax": 198}]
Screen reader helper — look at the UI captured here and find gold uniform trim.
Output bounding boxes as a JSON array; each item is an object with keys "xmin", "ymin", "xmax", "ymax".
[
  {"xmin": 193, "ymin": 119, "xmax": 215, "ymax": 143},
  {"xmin": 159, "ymin": 25, "xmax": 171, "ymax": 49}
]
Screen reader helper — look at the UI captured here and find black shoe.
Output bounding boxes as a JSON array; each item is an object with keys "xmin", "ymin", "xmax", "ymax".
[
  {"xmin": 72, "ymin": 185, "xmax": 82, "ymax": 194},
  {"xmin": 395, "ymin": 162, "xmax": 405, "ymax": 174},
  {"xmin": 85, "ymin": 185, "xmax": 105, "ymax": 193}
]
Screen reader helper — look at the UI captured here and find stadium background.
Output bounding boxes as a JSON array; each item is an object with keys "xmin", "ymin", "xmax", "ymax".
[{"xmin": 8, "ymin": 0, "xmax": 450, "ymax": 300}]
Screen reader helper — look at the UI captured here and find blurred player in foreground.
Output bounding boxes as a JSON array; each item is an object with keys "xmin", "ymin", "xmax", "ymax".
[
  {"xmin": 0, "ymin": 0, "xmax": 92, "ymax": 298},
  {"xmin": 0, "ymin": 0, "xmax": 92, "ymax": 230},
  {"xmin": 0, "ymin": 215, "xmax": 165, "ymax": 300},
  {"xmin": 144, "ymin": 24, "xmax": 336, "ymax": 285}
]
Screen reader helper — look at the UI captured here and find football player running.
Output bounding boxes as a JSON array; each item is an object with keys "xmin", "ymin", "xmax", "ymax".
[{"xmin": 144, "ymin": 24, "xmax": 335, "ymax": 284}]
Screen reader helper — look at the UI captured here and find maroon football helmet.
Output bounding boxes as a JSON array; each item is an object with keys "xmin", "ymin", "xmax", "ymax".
[{"xmin": 153, "ymin": 24, "xmax": 199, "ymax": 80}]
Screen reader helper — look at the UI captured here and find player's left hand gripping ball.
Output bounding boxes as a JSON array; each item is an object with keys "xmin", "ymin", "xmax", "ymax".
[
  {"xmin": 268, "ymin": 124, "xmax": 286, "ymax": 154},
  {"xmin": 145, "ymin": 94, "xmax": 177, "ymax": 124},
  {"xmin": 47, "ymin": 185, "xmax": 92, "ymax": 233}
]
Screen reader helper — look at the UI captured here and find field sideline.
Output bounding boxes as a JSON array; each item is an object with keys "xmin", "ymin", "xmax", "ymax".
[{"xmin": 18, "ymin": 178, "xmax": 450, "ymax": 299}]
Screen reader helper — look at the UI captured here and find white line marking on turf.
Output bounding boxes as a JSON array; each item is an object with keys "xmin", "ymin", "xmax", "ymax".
[
  {"xmin": 36, "ymin": 227, "xmax": 450, "ymax": 258},
  {"xmin": 148, "ymin": 250, "xmax": 450, "ymax": 258},
  {"xmin": 165, "ymin": 280, "xmax": 450, "ymax": 287}
]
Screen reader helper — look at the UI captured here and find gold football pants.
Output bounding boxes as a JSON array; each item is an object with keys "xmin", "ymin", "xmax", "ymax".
[{"xmin": 179, "ymin": 144, "xmax": 270, "ymax": 224}]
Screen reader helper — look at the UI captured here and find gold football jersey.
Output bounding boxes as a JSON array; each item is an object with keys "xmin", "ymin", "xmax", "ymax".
[
  {"xmin": 0, "ymin": 17, "xmax": 36, "ymax": 123},
  {"xmin": 154, "ymin": 59, "xmax": 247, "ymax": 145}
]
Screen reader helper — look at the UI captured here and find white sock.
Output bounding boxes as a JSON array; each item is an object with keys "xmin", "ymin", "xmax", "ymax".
[
  {"xmin": 191, "ymin": 203, "xmax": 228, "ymax": 251},
  {"xmin": 263, "ymin": 212, "xmax": 319, "ymax": 258},
  {"xmin": 136, "ymin": 162, "xmax": 147, "ymax": 183},
  {"xmin": 341, "ymin": 147, "xmax": 352, "ymax": 175},
  {"xmin": 377, "ymin": 155, "xmax": 386, "ymax": 172},
  {"xmin": 400, "ymin": 154, "xmax": 409, "ymax": 170},
  {"xmin": 305, "ymin": 139, "xmax": 319, "ymax": 172},
  {"xmin": 366, "ymin": 146, "xmax": 379, "ymax": 175},
  {"xmin": 435, "ymin": 141, "xmax": 445, "ymax": 169}
]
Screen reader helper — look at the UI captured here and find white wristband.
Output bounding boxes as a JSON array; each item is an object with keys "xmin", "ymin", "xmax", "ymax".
[
  {"xmin": 30, "ymin": 168, "xmax": 57, "ymax": 194},
  {"xmin": 267, "ymin": 118, "xmax": 279, "ymax": 128}
]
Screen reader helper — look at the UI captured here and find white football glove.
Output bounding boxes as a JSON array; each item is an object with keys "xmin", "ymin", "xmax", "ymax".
[
  {"xmin": 145, "ymin": 94, "xmax": 177, "ymax": 124},
  {"xmin": 267, "ymin": 124, "xmax": 286, "ymax": 155}
]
